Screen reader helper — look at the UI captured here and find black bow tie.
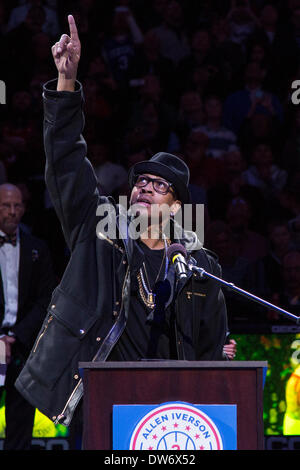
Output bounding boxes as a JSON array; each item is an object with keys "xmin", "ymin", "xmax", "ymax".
[{"xmin": 0, "ymin": 234, "xmax": 17, "ymax": 247}]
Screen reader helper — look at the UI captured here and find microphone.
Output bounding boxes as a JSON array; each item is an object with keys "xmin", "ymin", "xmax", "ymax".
[{"xmin": 167, "ymin": 243, "xmax": 188, "ymax": 280}]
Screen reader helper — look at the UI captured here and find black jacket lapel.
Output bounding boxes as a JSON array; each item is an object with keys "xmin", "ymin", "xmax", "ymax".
[{"xmin": 18, "ymin": 230, "xmax": 33, "ymax": 311}]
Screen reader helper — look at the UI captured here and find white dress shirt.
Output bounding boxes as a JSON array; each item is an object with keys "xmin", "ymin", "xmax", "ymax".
[{"xmin": 0, "ymin": 229, "xmax": 20, "ymax": 330}]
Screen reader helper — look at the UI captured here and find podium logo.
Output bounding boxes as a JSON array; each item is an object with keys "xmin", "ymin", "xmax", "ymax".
[{"xmin": 129, "ymin": 403, "xmax": 223, "ymax": 450}]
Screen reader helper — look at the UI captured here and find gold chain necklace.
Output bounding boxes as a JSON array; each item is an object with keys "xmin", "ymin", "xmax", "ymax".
[{"xmin": 137, "ymin": 238, "xmax": 170, "ymax": 309}]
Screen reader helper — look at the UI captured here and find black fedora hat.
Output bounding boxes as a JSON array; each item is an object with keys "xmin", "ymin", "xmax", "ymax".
[{"xmin": 128, "ymin": 152, "xmax": 190, "ymax": 204}]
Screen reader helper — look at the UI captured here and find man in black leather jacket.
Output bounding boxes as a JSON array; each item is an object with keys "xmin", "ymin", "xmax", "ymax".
[{"xmin": 16, "ymin": 15, "xmax": 228, "ymax": 428}]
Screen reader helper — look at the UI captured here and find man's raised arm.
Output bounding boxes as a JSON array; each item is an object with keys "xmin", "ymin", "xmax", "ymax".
[{"xmin": 44, "ymin": 15, "xmax": 102, "ymax": 250}]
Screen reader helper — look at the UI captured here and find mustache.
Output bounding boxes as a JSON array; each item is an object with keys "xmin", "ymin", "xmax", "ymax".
[{"xmin": 130, "ymin": 193, "xmax": 153, "ymax": 205}]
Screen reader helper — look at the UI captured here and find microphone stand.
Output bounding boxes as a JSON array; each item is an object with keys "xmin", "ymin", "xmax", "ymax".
[{"xmin": 189, "ymin": 265, "xmax": 300, "ymax": 324}]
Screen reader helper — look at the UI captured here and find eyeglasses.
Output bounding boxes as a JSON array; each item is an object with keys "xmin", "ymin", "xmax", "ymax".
[{"xmin": 134, "ymin": 175, "xmax": 174, "ymax": 195}]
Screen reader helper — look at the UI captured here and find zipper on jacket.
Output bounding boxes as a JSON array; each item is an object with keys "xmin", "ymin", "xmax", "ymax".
[
  {"xmin": 33, "ymin": 315, "xmax": 53, "ymax": 353},
  {"xmin": 53, "ymin": 377, "xmax": 83, "ymax": 425}
]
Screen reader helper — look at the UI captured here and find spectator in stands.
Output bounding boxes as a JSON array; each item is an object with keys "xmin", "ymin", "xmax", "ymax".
[
  {"xmin": 151, "ymin": 0, "xmax": 190, "ymax": 66},
  {"xmin": 0, "ymin": 183, "xmax": 56, "ymax": 449},
  {"xmin": 256, "ymin": 3, "xmax": 279, "ymax": 46},
  {"xmin": 223, "ymin": 147, "xmax": 247, "ymax": 196},
  {"xmin": 205, "ymin": 219, "xmax": 252, "ymax": 325},
  {"xmin": 238, "ymin": 111, "xmax": 283, "ymax": 159},
  {"xmin": 225, "ymin": 196, "xmax": 268, "ymax": 263},
  {"xmin": 127, "ymin": 74, "xmax": 177, "ymax": 148},
  {"xmin": 183, "ymin": 128, "xmax": 226, "ymax": 192},
  {"xmin": 250, "ymin": 220, "xmax": 296, "ymax": 300},
  {"xmin": 101, "ymin": 5, "xmax": 143, "ymax": 88},
  {"xmin": 285, "ymin": 172, "xmax": 300, "ymax": 247},
  {"xmin": 89, "ymin": 141, "xmax": 127, "ymax": 197},
  {"xmin": 3, "ymin": 4, "xmax": 49, "ymax": 89},
  {"xmin": 176, "ymin": 28, "xmax": 220, "ymax": 93},
  {"xmin": 175, "ymin": 91, "xmax": 205, "ymax": 141},
  {"xmin": 276, "ymin": 250, "xmax": 300, "ymax": 317},
  {"xmin": 282, "ymin": 107, "xmax": 300, "ymax": 173},
  {"xmin": 223, "ymin": 60, "xmax": 283, "ymax": 133},
  {"xmin": 195, "ymin": 94, "xmax": 237, "ymax": 159},
  {"xmin": 242, "ymin": 142, "xmax": 287, "ymax": 199},
  {"xmin": 132, "ymin": 0, "xmax": 169, "ymax": 31},
  {"xmin": 30, "ymin": 31, "xmax": 53, "ymax": 77},
  {"xmin": 6, "ymin": 0, "xmax": 60, "ymax": 38},
  {"xmin": 131, "ymin": 29, "xmax": 175, "ymax": 102},
  {"xmin": 211, "ymin": 15, "xmax": 245, "ymax": 93},
  {"xmin": 226, "ymin": 0, "xmax": 259, "ymax": 47},
  {"xmin": 206, "ymin": 219, "xmax": 250, "ymax": 287},
  {"xmin": 250, "ymin": 2, "xmax": 300, "ymax": 91},
  {"xmin": 2, "ymin": 90, "xmax": 37, "ymax": 155}
]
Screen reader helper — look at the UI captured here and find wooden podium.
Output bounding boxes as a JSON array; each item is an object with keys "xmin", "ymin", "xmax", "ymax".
[{"xmin": 79, "ymin": 360, "xmax": 267, "ymax": 450}]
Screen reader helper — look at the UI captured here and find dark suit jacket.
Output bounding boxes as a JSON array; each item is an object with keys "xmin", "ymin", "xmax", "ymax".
[{"xmin": 0, "ymin": 229, "xmax": 56, "ymax": 356}]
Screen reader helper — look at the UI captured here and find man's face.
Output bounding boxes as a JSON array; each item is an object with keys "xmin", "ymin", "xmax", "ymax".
[
  {"xmin": 253, "ymin": 144, "xmax": 273, "ymax": 166},
  {"xmin": 192, "ymin": 31, "xmax": 211, "ymax": 54},
  {"xmin": 0, "ymin": 187, "xmax": 25, "ymax": 235},
  {"xmin": 225, "ymin": 151, "xmax": 244, "ymax": 177},
  {"xmin": 213, "ymin": 231, "xmax": 233, "ymax": 258},
  {"xmin": 164, "ymin": 0, "xmax": 183, "ymax": 28},
  {"xmin": 226, "ymin": 200, "xmax": 250, "ymax": 233},
  {"xmin": 129, "ymin": 173, "xmax": 180, "ymax": 224},
  {"xmin": 185, "ymin": 130, "xmax": 208, "ymax": 162},
  {"xmin": 269, "ymin": 225, "xmax": 291, "ymax": 251},
  {"xmin": 204, "ymin": 97, "xmax": 222, "ymax": 120},
  {"xmin": 244, "ymin": 62, "xmax": 263, "ymax": 87}
]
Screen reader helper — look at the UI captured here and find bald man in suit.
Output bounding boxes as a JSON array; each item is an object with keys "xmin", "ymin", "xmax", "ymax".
[{"xmin": 0, "ymin": 183, "xmax": 56, "ymax": 450}]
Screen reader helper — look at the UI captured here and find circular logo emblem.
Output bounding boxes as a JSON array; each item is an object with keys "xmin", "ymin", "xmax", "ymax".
[{"xmin": 129, "ymin": 403, "xmax": 223, "ymax": 450}]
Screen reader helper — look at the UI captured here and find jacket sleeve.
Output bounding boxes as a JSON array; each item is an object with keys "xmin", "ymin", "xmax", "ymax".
[{"xmin": 43, "ymin": 79, "xmax": 104, "ymax": 250}]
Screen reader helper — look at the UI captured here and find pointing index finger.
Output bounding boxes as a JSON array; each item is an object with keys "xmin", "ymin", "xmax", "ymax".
[{"xmin": 68, "ymin": 14, "xmax": 79, "ymax": 41}]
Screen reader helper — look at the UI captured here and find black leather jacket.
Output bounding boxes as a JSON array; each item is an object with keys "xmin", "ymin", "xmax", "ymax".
[{"xmin": 16, "ymin": 80, "xmax": 228, "ymax": 426}]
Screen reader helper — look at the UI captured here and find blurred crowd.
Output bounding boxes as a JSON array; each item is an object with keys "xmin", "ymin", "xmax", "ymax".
[{"xmin": 1, "ymin": 0, "xmax": 300, "ymax": 332}]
